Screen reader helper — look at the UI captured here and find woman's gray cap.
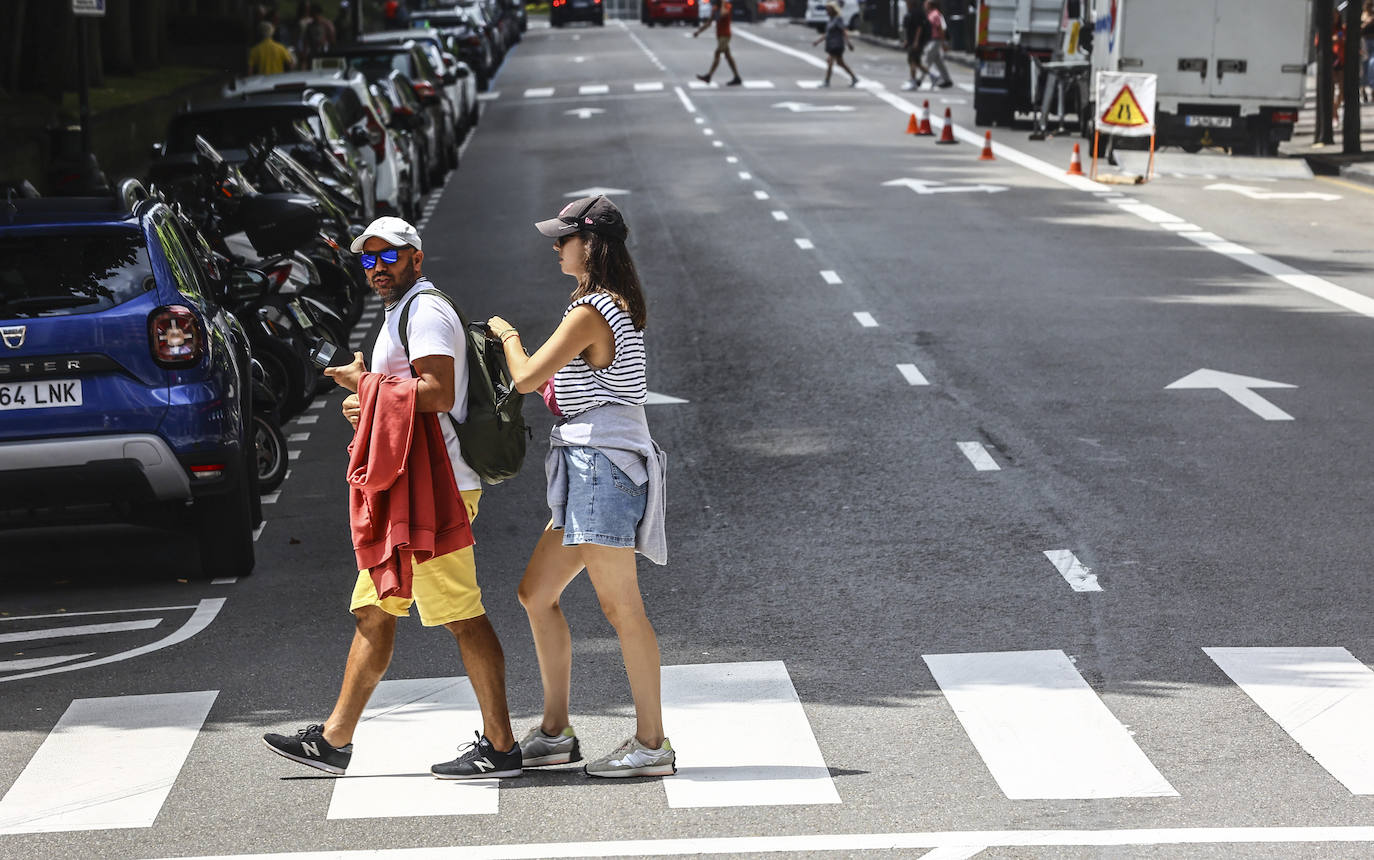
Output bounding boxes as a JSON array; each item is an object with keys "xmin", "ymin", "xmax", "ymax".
[{"xmin": 534, "ymin": 195, "xmax": 628, "ymax": 242}]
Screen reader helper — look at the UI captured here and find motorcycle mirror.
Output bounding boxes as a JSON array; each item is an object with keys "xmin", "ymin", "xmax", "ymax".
[{"xmin": 229, "ymin": 268, "xmax": 270, "ymax": 301}]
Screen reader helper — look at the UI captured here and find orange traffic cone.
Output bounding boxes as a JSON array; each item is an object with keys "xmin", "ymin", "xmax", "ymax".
[
  {"xmin": 979, "ymin": 130, "xmax": 995, "ymax": 160},
  {"xmin": 917, "ymin": 100, "xmax": 933, "ymax": 135},
  {"xmin": 1066, "ymin": 142, "xmax": 1085, "ymax": 175},
  {"xmin": 906, "ymin": 113, "xmax": 919, "ymax": 135},
  {"xmin": 936, "ymin": 107, "xmax": 957, "ymax": 144}
]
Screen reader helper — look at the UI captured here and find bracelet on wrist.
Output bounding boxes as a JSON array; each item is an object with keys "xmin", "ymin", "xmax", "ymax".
[{"xmin": 500, "ymin": 330, "xmax": 520, "ymax": 344}]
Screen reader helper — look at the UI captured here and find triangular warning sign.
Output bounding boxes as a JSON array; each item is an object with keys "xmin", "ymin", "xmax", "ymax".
[{"xmin": 1100, "ymin": 84, "xmax": 1150, "ymax": 128}]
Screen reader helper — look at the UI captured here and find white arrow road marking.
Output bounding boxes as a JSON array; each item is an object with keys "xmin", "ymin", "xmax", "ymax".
[
  {"xmin": 771, "ymin": 101, "xmax": 856, "ymax": 113},
  {"xmin": 1044, "ymin": 549, "xmax": 1100, "ymax": 592},
  {"xmin": 1205, "ymin": 647, "xmax": 1374, "ymax": 795},
  {"xmin": 883, "ymin": 178, "xmax": 1009, "ymax": 195},
  {"xmin": 0, "ymin": 599, "xmax": 226, "ymax": 684},
  {"xmin": 957, "ymin": 442, "xmax": 1000, "ymax": 471},
  {"xmin": 564, "ymin": 187, "xmax": 630, "ymax": 197},
  {"xmin": 1204, "ymin": 183, "xmax": 1341, "ymax": 202},
  {"xmin": 645, "ymin": 391, "xmax": 689, "ymax": 405},
  {"xmin": 1165, "ymin": 369, "xmax": 1296, "ymax": 421},
  {"xmin": 662, "ymin": 661, "xmax": 840, "ymax": 808},
  {"xmin": 0, "ymin": 690, "xmax": 218, "ymax": 834},
  {"xmin": 0, "ymin": 619, "xmax": 160, "ymax": 644},
  {"xmin": 897, "ymin": 363, "xmax": 929, "ymax": 385},
  {"xmin": 564, "ymin": 107, "xmax": 605, "ymax": 119},
  {"xmin": 924, "ymin": 650, "xmax": 1176, "ymax": 799}
]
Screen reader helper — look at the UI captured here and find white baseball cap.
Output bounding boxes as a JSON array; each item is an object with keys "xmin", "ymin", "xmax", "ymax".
[{"xmin": 349, "ymin": 216, "xmax": 422, "ymax": 253}]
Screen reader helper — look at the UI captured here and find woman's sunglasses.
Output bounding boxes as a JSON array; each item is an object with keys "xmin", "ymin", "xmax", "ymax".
[{"xmin": 359, "ymin": 248, "xmax": 404, "ymax": 269}]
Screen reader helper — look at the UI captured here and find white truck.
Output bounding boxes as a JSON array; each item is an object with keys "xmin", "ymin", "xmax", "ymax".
[
  {"xmin": 1088, "ymin": 0, "xmax": 1312, "ymax": 155},
  {"xmin": 973, "ymin": 0, "xmax": 1078, "ymax": 128}
]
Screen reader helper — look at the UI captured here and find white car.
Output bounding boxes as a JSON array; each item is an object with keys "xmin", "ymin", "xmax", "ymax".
[
  {"xmin": 360, "ymin": 31, "xmax": 479, "ymax": 137},
  {"xmin": 224, "ymin": 68, "xmax": 410, "ymax": 220},
  {"xmin": 804, "ymin": 0, "xmax": 860, "ymax": 32}
]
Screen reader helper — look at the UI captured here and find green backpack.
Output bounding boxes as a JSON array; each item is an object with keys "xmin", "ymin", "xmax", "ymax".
[{"xmin": 398, "ymin": 288, "xmax": 528, "ymax": 484}]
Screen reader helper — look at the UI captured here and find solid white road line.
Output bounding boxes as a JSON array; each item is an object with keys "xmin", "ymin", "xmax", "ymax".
[
  {"xmin": 957, "ymin": 442, "xmax": 1000, "ymax": 471},
  {"xmin": 897, "ymin": 363, "xmax": 929, "ymax": 385},
  {"xmin": 141, "ymin": 826, "xmax": 1374, "ymax": 859},
  {"xmin": 794, "ymin": 238, "xmax": 814, "ymax": 249},
  {"xmin": 0, "ymin": 654, "xmax": 91, "ymax": 671},
  {"xmin": 662, "ymin": 661, "xmax": 840, "ymax": 808},
  {"xmin": 820, "ymin": 270, "xmax": 842, "ymax": 285},
  {"xmin": 1204, "ymin": 647, "xmax": 1374, "ymax": 795},
  {"xmin": 0, "ymin": 690, "xmax": 218, "ymax": 834},
  {"xmin": 0, "ymin": 599, "xmax": 225, "ymax": 684},
  {"xmin": 328, "ymin": 677, "xmax": 497, "ymax": 819},
  {"xmin": 924, "ymin": 650, "xmax": 1177, "ymax": 800},
  {"xmin": 0, "ymin": 619, "xmax": 161, "ymax": 644},
  {"xmin": 674, "ymin": 86, "xmax": 696, "ymax": 113},
  {"xmin": 853, "ymin": 312, "xmax": 877, "ymax": 327},
  {"xmin": 578, "ymin": 84, "xmax": 609, "ymax": 95},
  {"xmin": 771, "ymin": 210, "xmax": 788, "ymax": 221},
  {"xmin": 1043, "ymin": 549, "xmax": 1101, "ymax": 592}
]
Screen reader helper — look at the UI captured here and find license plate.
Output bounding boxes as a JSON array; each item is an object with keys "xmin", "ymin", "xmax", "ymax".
[
  {"xmin": 289, "ymin": 301, "xmax": 314, "ymax": 329},
  {"xmin": 1185, "ymin": 115, "xmax": 1232, "ymax": 128},
  {"xmin": 0, "ymin": 379, "xmax": 83, "ymax": 411},
  {"xmin": 980, "ymin": 61, "xmax": 1006, "ymax": 78}
]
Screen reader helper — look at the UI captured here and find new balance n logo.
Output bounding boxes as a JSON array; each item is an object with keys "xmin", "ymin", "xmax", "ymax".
[{"xmin": 301, "ymin": 742, "xmax": 320, "ymax": 757}]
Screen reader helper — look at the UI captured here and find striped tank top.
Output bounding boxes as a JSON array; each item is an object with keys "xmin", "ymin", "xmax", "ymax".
[{"xmin": 552, "ymin": 292, "xmax": 647, "ymax": 419}]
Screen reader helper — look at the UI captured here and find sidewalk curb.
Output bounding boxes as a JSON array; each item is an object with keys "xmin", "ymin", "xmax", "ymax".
[{"xmin": 1339, "ymin": 162, "xmax": 1374, "ymax": 187}]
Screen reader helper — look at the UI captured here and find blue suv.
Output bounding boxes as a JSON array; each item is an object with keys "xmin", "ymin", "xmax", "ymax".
[{"xmin": 0, "ymin": 193, "xmax": 259, "ymax": 577}]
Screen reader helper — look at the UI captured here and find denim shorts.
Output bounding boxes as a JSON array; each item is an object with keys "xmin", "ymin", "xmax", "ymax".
[{"xmin": 558, "ymin": 445, "xmax": 647, "ymax": 549}]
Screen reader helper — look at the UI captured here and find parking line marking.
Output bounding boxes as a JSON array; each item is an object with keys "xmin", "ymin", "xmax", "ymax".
[
  {"xmin": 0, "ymin": 619, "xmax": 161, "ymax": 644},
  {"xmin": 957, "ymin": 442, "xmax": 1001, "ymax": 471},
  {"xmin": 771, "ymin": 210, "xmax": 788, "ymax": 221},
  {"xmin": 288, "ymin": 450, "xmax": 301, "ymax": 461},
  {"xmin": 261, "ymin": 492, "xmax": 280, "ymax": 504},
  {"xmin": 253, "ymin": 521, "xmax": 267, "ymax": 542},
  {"xmin": 795, "ymin": 238, "xmax": 814, "ymax": 249},
  {"xmin": 853, "ymin": 312, "xmax": 877, "ymax": 327},
  {"xmin": 1043, "ymin": 550, "xmax": 1101, "ymax": 592},
  {"xmin": 287, "ymin": 432, "xmax": 310, "ymax": 442},
  {"xmin": 307, "ymin": 401, "xmax": 327, "ymax": 410},
  {"xmin": 820, "ymin": 270, "xmax": 842, "ymax": 285},
  {"xmin": 210, "ymin": 578, "xmax": 238, "ymax": 585},
  {"xmin": 897, "ymin": 363, "xmax": 929, "ymax": 385},
  {"xmin": 293, "ymin": 415, "xmax": 320, "ymax": 424}
]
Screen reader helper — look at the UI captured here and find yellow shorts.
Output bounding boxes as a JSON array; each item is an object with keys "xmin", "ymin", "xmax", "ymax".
[{"xmin": 349, "ymin": 489, "xmax": 484, "ymax": 627}]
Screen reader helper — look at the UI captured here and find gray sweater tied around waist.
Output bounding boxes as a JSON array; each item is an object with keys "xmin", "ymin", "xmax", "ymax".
[{"xmin": 545, "ymin": 403, "xmax": 667, "ymax": 565}]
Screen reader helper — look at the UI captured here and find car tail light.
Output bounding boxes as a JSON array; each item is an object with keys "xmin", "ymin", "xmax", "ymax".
[
  {"xmin": 149, "ymin": 305, "xmax": 204, "ymax": 368},
  {"xmin": 266, "ymin": 263, "xmax": 293, "ymax": 287},
  {"xmin": 189, "ymin": 464, "xmax": 225, "ymax": 480},
  {"xmin": 1271, "ymin": 110, "xmax": 1298, "ymax": 124},
  {"xmin": 413, "ymin": 80, "xmax": 437, "ymax": 100}
]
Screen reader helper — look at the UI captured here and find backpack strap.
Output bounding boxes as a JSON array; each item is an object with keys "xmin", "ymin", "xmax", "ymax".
[{"xmin": 397, "ymin": 286, "xmax": 468, "ymax": 433}]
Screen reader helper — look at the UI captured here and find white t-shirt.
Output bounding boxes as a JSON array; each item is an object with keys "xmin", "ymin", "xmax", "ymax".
[{"xmin": 371, "ymin": 279, "xmax": 481, "ymax": 491}]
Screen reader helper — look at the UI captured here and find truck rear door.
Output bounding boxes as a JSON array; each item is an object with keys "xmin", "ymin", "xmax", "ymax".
[
  {"xmin": 1111, "ymin": 0, "xmax": 1217, "ymax": 101},
  {"xmin": 1209, "ymin": 0, "xmax": 1311, "ymax": 102},
  {"xmin": 978, "ymin": 0, "xmax": 1062, "ymax": 52}
]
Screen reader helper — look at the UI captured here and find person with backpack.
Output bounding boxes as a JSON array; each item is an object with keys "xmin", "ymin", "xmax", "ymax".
[
  {"xmin": 484, "ymin": 196, "xmax": 673, "ymax": 778},
  {"xmin": 262, "ymin": 216, "xmax": 523, "ymax": 781}
]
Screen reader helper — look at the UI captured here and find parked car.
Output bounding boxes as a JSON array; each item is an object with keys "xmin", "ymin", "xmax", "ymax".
[
  {"xmin": 505, "ymin": 0, "xmax": 527, "ymax": 34},
  {"xmin": 642, "ymin": 0, "xmax": 700, "ymax": 25},
  {"xmin": 757, "ymin": 0, "xmax": 784, "ymax": 17},
  {"xmin": 359, "ymin": 32, "xmax": 479, "ymax": 138},
  {"xmin": 160, "ymin": 92, "xmax": 377, "ymax": 222},
  {"xmin": 805, "ymin": 0, "xmax": 859, "ymax": 31},
  {"xmin": 370, "ymin": 71, "xmax": 442, "ymax": 195},
  {"xmin": 316, "ymin": 42, "xmax": 461, "ymax": 181},
  {"xmin": 0, "ymin": 194, "xmax": 259, "ymax": 578},
  {"xmin": 441, "ymin": 0, "xmax": 508, "ymax": 60},
  {"xmin": 409, "ymin": 7, "xmax": 497, "ymax": 90},
  {"xmin": 552, "ymin": 0, "xmax": 606, "ymax": 27},
  {"xmin": 222, "ymin": 68, "xmax": 414, "ymax": 222}
]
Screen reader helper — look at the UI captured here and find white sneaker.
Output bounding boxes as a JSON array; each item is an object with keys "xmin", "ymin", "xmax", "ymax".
[
  {"xmin": 584, "ymin": 736, "xmax": 676, "ymax": 778},
  {"xmin": 519, "ymin": 725, "xmax": 582, "ymax": 767},
  {"xmin": 901, "ymin": 80, "xmax": 917, "ymax": 90}
]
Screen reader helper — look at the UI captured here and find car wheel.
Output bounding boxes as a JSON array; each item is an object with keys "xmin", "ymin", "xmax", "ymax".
[
  {"xmin": 191, "ymin": 468, "xmax": 256, "ymax": 578},
  {"xmin": 252, "ymin": 412, "xmax": 289, "ymax": 493},
  {"xmin": 255, "ymin": 335, "xmax": 310, "ymax": 420}
]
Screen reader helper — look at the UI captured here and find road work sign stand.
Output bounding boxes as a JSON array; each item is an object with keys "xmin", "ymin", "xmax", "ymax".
[{"xmin": 1092, "ymin": 71, "xmax": 1157, "ymax": 183}]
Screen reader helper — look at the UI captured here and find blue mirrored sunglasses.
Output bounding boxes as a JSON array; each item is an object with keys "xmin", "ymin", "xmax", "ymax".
[{"xmin": 358, "ymin": 248, "xmax": 403, "ymax": 269}]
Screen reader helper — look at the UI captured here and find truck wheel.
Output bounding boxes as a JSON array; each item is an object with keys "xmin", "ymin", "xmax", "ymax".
[{"xmin": 192, "ymin": 472, "xmax": 256, "ymax": 578}]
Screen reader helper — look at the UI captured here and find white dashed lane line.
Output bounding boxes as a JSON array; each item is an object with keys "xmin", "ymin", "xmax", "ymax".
[
  {"xmin": 820, "ymin": 270, "xmax": 841, "ymax": 285},
  {"xmin": 957, "ymin": 442, "xmax": 1001, "ymax": 472},
  {"xmin": 897, "ymin": 364, "xmax": 930, "ymax": 386},
  {"xmin": 853, "ymin": 312, "xmax": 877, "ymax": 328}
]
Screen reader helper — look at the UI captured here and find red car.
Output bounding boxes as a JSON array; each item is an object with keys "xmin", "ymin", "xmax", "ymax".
[
  {"xmin": 642, "ymin": 0, "xmax": 700, "ymax": 26},
  {"xmin": 757, "ymin": 0, "xmax": 783, "ymax": 16}
]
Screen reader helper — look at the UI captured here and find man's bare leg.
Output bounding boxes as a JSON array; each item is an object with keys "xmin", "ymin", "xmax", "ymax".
[{"xmin": 322, "ymin": 605, "xmax": 396, "ymax": 747}]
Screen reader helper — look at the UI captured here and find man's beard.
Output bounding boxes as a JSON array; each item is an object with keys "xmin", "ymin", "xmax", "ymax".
[{"xmin": 370, "ymin": 261, "xmax": 416, "ymax": 304}]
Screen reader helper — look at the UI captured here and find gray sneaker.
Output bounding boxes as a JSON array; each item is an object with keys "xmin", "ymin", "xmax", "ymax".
[
  {"xmin": 519, "ymin": 726, "xmax": 582, "ymax": 767},
  {"xmin": 584, "ymin": 736, "xmax": 676, "ymax": 778}
]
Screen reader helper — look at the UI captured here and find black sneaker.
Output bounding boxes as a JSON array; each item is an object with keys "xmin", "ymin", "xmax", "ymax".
[
  {"xmin": 262, "ymin": 724, "xmax": 352, "ymax": 775},
  {"xmin": 431, "ymin": 731, "xmax": 523, "ymax": 780},
  {"xmin": 696, "ymin": 73, "xmax": 711, "ymax": 84},
  {"xmin": 726, "ymin": 76, "xmax": 743, "ymax": 86}
]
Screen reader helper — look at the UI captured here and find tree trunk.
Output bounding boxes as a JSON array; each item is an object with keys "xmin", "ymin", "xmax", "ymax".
[
  {"xmin": 103, "ymin": 0, "xmax": 136, "ymax": 76},
  {"xmin": 1343, "ymin": 0, "xmax": 1362, "ymax": 153}
]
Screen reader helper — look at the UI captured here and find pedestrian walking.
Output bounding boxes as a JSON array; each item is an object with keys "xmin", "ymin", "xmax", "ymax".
[
  {"xmin": 484, "ymin": 196, "xmax": 674, "ymax": 779},
  {"xmin": 813, "ymin": 2, "xmax": 859, "ymax": 88},
  {"xmin": 297, "ymin": 2, "xmax": 335, "ymax": 65},
  {"xmin": 901, "ymin": 0, "xmax": 932, "ymax": 90},
  {"xmin": 248, "ymin": 21, "xmax": 295, "ymax": 76},
  {"xmin": 694, "ymin": 0, "xmax": 743, "ymax": 86},
  {"xmin": 262, "ymin": 216, "xmax": 521, "ymax": 781},
  {"xmin": 923, "ymin": 0, "xmax": 953, "ymax": 89}
]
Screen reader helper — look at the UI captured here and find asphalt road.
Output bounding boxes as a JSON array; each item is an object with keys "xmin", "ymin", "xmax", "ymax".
[{"xmin": 3, "ymin": 16, "xmax": 1374, "ymax": 860}]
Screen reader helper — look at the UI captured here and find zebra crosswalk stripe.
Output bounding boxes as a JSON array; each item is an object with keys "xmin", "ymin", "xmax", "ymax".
[
  {"xmin": 661, "ymin": 661, "xmax": 840, "ymax": 808},
  {"xmin": 0, "ymin": 690, "xmax": 217, "ymax": 834},
  {"xmin": 924, "ymin": 650, "xmax": 1178, "ymax": 799},
  {"xmin": 327, "ymin": 676, "xmax": 497, "ymax": 819},
  {"xmin": 1205, "ymin": 647, "xmax": 1374, "ymax": 795}
]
